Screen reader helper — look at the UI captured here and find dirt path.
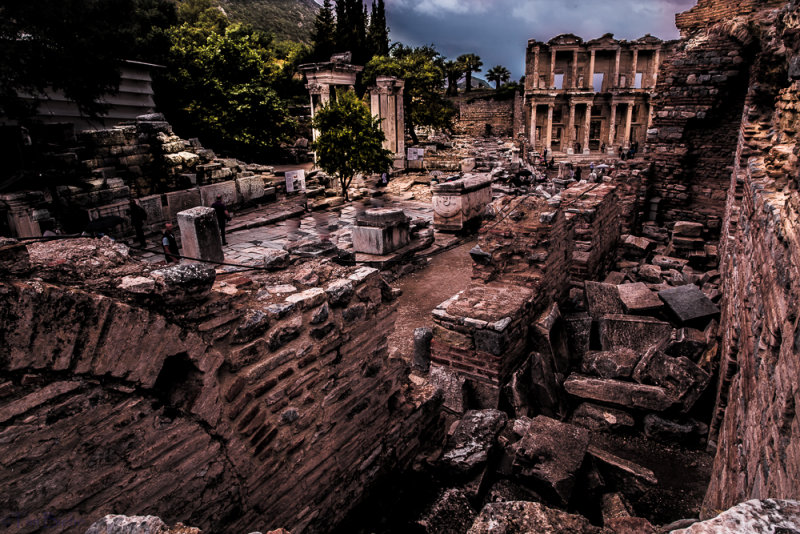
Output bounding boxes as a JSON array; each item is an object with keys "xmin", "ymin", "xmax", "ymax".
[{"xmin": 387, "ymin": 237, "xmax": 477, "ymax": 359}]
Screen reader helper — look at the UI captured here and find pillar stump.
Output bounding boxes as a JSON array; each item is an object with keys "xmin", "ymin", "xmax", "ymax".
[{"xmin": 177, "ymin": 206, "xmax": 224, "ymax": 263}]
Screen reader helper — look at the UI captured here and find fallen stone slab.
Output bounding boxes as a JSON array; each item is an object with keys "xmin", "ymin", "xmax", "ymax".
[
  {"xmin": 621, "ymin": 234, "xmax": 654, "ymax": 258},
  {"xmin": 673, "ymin": 221, "xmax": 704, "ymax": 237},
  {"xmin": 633, "ymin": 348, "xmax": 710, "ymax": 412},
  {"xmin": 582, "ymin": 348, "xmax": 641, "ymax": 379},
  {"xmin": 659, "ymin": 284, "xmax": 720, "ymax": 325},
  {"xmin": 570, "ymin": 402, "xmax": 635, "ymax": 432},
  {"xmin": 585, "ymin": 281, "xmax": 624, "ymax": 320},
  {"xmin": 617, "ymin": 282, "xmax": 664, "ymax": 314},
  {"xmin": 512, "ymin": 416, "xmax": 590, "ymax": 505},
  {"xmin": 637, "ymin": 264, "xmax": 662, "ymax": 283},
  {"xmin": 643, "ymin": 413, "xmax": 706, "ymax": 444},
  {"xmin": 468, "ymin": 501, "xmax": 612, "ymax": 534},
  {"xmin": 564, "ymin": 375, "xmax": 675, "ymax": 411},
  {"xmin": 587, "ymin": 444, "xmax": 658, "ymax": 485},
  {"xmin": 669, "ymin": 499, "xmax": 800, "ymax": 533},
  {"xmin": 599, "ymin": 314, "xmax": 672, "ymax": 353},
  {"xmin": 652, "ymin": 255, "xmax": 689, "ymax": 271},
  {"xmin": 665, "ymin": 328, "xmax": 708, "ymax": 361},
  {"xmin": 441, "ymin": 409, "xmax": 507, "ymax": 475}
]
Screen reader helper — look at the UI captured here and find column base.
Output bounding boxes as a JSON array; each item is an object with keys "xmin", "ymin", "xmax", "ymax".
[{"xmin": 583, "ymin": 149, "xmax": 591, "ymax": 155}]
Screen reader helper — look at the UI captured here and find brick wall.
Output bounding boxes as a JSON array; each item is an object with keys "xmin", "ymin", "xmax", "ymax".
[
  {"xmin": 0, "ymin": 245, "xmax": 440, "ymax": 533},
  {"xmin": 700, "ymin": 2, "xmax": 800, "ymax": 517},
  {"xmin": 452, "ymin": 91, "xmax": 520, "ymax": 137}
]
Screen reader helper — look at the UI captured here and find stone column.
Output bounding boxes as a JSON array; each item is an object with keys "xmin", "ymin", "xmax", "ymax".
[
  {"xmin": 529, "ymin": 101, "xmax": 538, "ymax": 148},
  {"xmin": 177, "ymin": 206, "xmax": 224, "ymax": 263},
  {"xmin": 631, "ymin": 49, "xmax": 639, "ymax": 88},
  {"xmin": 623, "ymin": 102, "xmax": 634, "ymax": 149},
  {"xmin": 652, "ymin": 49, "xmax": 661, "ymax": 88},
  {"xmin": 369, "ymin": 77, "xmax": 405, "ymax": 165},
  {"xmin": 588, "ymin": 50, "xmax": 596, "ymax": 90},
  {"xmin": 395, "ymin": 83, "xmax": 405, "ymax": 161},
  {"xmin": 583, "ymin": 103, "xmax": 592, "ymax": 154},
  {"xmin": 545, "ymin": 103, "xmax": 554, "ymax": 152},
  {"xmin": 614, "ymin": 49, "xmax": 621, "ymax": 87},
  {"xmin": 567, "ymin": 102, "xmax": 576, "ymax": 154},
  {"xmin": 550, "ymin": 49, "xmax": 557, "ymax": 88},
  {"xmin": 572, "ymin": 50, "xmax": 579, "ymax": 89},
  {"xmin": 533, "ymin": 47, "xmax": 540, "ymax": 89},
  {"xmin": 608, "ymin": 102, "xmax": 618, "ymax": 153}
]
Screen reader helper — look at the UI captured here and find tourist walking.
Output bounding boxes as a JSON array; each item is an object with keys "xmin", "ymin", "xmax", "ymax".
[
  {"xmin": 211, "ymin": 195, "xmax": 232, "ymax": 245},
  {"xmin": 162, "ymin": 223, "xmax": 179, "ymax": 264}
]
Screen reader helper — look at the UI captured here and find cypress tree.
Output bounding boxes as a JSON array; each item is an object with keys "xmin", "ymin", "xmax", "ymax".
[
  {"xmin": 366, "ymin": 0, "xmax": 389, "ymax": 57},
  {"xmin": 311, "ymin": 0, "xmax": 336, "ymax": 62}
]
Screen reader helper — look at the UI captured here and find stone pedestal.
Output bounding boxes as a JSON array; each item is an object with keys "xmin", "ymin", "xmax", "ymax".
[
  {"xmin": 351, "ymin": 208, "xmax": 409, "ymax": 255},
  {"xmin": 177, "ymin": 206, "xmax": 224, "ymax": 263},
  {"xmin": 431, "ymin": 174, "xmax": 493, "ymax": 231},
  {"xmin": 0, "ymin": 191, "xmax": 48, "ymax": 237}
]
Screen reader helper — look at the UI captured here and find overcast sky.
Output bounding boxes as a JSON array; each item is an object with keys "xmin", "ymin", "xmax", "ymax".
[{"xmin": 320, "ymin": 0, "xmax": 699, "ymax": 79}]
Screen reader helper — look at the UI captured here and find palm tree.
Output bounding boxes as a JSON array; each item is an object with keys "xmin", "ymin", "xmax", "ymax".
[
  {"xmin": 487, "ymin": 65, "xmax": 511, "ymax": 90},
  {"xmin": 444, "ymin": 59, "xmax": 464, "ymax": 96},
  {"xmin": 457, "ymin": 53, "xmax": 483, "ymax": 93}
]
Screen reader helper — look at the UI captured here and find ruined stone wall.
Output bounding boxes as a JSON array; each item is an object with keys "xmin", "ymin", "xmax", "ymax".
[
  {"xmin": 645, "ymin": 33, "xmax": 749, "ymax": 233},
  {"xmin": 452, "ymin": 92, "xmax": 520, "ymax": 137},
  {"xmin": 700, "ymin": 0, "xmax": 800, "ymax": 517},
  {"xmin": 675, "ymin": 0, "xmax": 786, "ymax": 37},
  {"xmin": 0, "ymin": 240, "xmax": 440, "ymax": 533}
]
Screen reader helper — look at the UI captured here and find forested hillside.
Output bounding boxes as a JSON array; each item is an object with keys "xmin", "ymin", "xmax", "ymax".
[{"xmin": 221, "ymin": 0, "xmax": 319, "ymax": 43}]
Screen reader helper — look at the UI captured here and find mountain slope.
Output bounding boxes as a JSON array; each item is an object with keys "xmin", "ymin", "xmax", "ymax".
[{"xmin": 221, "ymin": 0, "xmax": 319, "ymax": 43}]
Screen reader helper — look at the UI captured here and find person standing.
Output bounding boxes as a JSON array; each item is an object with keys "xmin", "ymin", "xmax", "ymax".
[
  {"xmin": 162, "ymin": 223, "xmax": 179, "ymax": 264},
  {"xmin": 129, "ymin": 198, "xmax": 147, "ymax": 248},
  {"xmin": 211, "ymin": 195, "xmax": 231, "ymax": 245}
]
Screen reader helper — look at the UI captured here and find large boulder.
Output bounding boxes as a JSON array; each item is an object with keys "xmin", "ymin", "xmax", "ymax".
[
  {"xmin": 440, "ymin": 409, "xmax": 507, "ymax": 475},
  {"xmin": 468, "ymin": 501, "xmax": 612, "ymax": 534},
  {"xmin": 669, "ymin": 499, "xmax": 800, "ymax": 533},
  {"xmin": 512, "ymin": 416, "xmax": 590, "ymax": 505}
]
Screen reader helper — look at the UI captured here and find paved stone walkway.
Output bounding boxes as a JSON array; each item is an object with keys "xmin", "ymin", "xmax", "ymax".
[{"xmin": 131, "ymin": 193, "xmax": 438, "ymax": 269}]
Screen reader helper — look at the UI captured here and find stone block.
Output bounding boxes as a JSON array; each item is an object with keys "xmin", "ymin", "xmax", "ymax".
[
  {"xmin": 632, "ymin": 347, "xmax": 710, "ymax": 412},
  {"xmin": 512, "ymin": 415, "xmax": 590, "ymax": 505},
  {"xmin": 584, "ymin": 281, "xmax": 624, "ymax": 320},
  {"xmin": 441, "ymin": 409, "xmax": 507, "ymax": 475},
  {"xmin": 617, "ymin": 282, "xmax": 664, "ymax": 314},
  {"xmin": 672, "ymin": 221, "xmax": 704, "ymax": 237},
  {"xmin": 417, "ymin": 488, "xmax": 476, "ymax": 534},
  {"xmin": 200, "ymin": 181, "xmax": 237, "ymax": 207},
  {"xmin": 570, "ymin": 403, "xmax": 635, "ymax": 432},
  {"xmin": 413, "ymin": 327, "xmax": 433, "ymax": 371},
  {"xmin": 177, "ymin": 206, "xmax": 224, "ymax": 263},
  {"xmin": 599, "ymin": 314, "xmax": 672, "ymax": 353},
  {"xmin": 468, "ymin": 501, "xmax": 608, "ymax": 534},
  {"xmin": 669, "ymin": 500, "xmax": 800, "ymax": 534},
  {"xmin": 164, "ymin": 188, "xmax": 201, "ymax": 220},
  {"xmin": 430, "ymin": 365, "xmax": 468, "ymax": 413},
  {"xmin": 137, "ymin": 195, "xmax": 164, "ymax": 226},
  {"xmin": 352, "ymin": 208, "xmax": 410, "ymax": 255},
  {"xmin": 563, "ymin": 375, "xmax": 675, "ymax": 411},
  {"xmin": 658, "ymin": 284, "xmax": 720, "ymax": 325},
  {"xmin": 236, "ymin": 175, "xmax": 266, "ymax": 203},
  {"xmin": 432, "ymin": 174, "xmax": 492, "ymax": 231},
  {"xmin": 582, "ymin": 348, "xmax": 641, "ymax": 379}
]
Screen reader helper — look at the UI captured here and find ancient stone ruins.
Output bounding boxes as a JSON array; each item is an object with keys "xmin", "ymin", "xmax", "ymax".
[{"xmin": 3, "ymin": 0, "xmax": 800, "ymax": 533}]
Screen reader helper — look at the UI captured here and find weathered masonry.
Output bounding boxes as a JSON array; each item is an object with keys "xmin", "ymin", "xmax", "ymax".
[{"xmin": 524, "ymin": 34, "xmax": 669, "ymax": 155}]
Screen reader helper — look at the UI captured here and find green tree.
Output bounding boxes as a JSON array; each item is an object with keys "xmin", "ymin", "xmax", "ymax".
[
  {"xmin": 311, "ymin": 90, "xmax": 392, "ymax": 201},
  {"xmin": 444, "ymin": 59, "xmax": 464, "ymax": 96},
  {"xmin": 162, "ymin": 18, "xmax": 295, "ymax": 160},
  {"xmin": 0, "ymin": 0, "xmax": 176, "ymax": 121},
  {"xmin": 457, "ymin": 53, "xmax": 483, "ymax": 93},
  {"xmin": 365, "ymin": 45, "xmax": 455, "ymax": 144},
  {"xmin": 486, "ymin": 65, "xmax": 511, "ymax": 90},
  {"xmin": 310, "ymin": 0, "xmax": 336, "ymax": 62},
  {"xmin": 366, "ymin": 0, "xmax": 389, "ymax": 57}
]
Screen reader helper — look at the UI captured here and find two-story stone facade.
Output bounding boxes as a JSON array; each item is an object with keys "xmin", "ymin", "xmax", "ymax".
[{"xmin": 524, "ymin": 33, "xmax": 671, "ymax": 156}]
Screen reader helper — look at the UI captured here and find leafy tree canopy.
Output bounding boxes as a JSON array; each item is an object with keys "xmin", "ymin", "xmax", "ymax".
[
  {"xmin": 364, "ymin": 44, "xmax": 455, "ymax": 143},
  {"xmin": 161, "ymin": 8, "xmax": 296, "ymax": 160},
  {"xmin": 311, "ymin": 90, "xmax": 391, "ymax": 201}
]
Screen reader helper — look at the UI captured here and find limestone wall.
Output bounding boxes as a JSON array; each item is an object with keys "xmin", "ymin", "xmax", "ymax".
[
  {"xmin": 452, "ymin": 92, "xmax": 521, "ymax": 137},
  {"xmin": 675, "ymin": 0, "xmax": 786, "ymax": 37},
  {"xmin": 0, "ymin": 240, "xmax": 440, "ymax": 533}
]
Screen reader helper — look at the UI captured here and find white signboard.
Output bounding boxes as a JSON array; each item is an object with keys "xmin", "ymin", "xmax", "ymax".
[
  {"xmin": 285, "ymin": 170, "xmax": 306, "ymax": 193},
  {"xmin": 406, "ymin": 147, "xmax": 425, "ymax": 161}
]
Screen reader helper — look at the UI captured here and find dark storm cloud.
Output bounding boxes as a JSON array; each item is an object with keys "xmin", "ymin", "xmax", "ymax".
[{"xmin": 380, "ymin": 0, "xmax": 698, "ymax": 79}]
